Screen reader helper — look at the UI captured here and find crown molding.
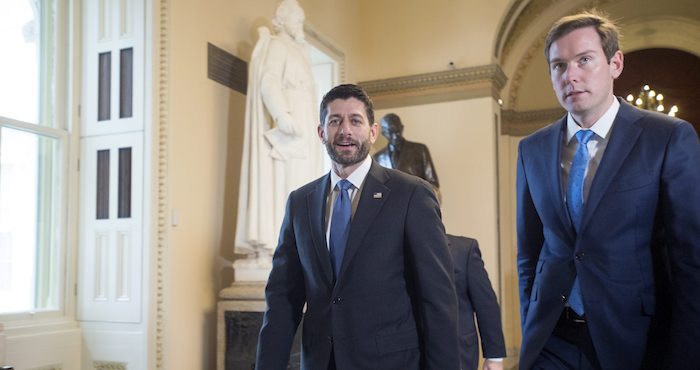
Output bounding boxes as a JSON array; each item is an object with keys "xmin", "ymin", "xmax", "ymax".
[
  {"xmin": 358, "ymin": 64, "xmax": 507, "ymax": 109},
  {"xmin": 501, "ymin": 107, "xmax": 564, "ymax": 136}
]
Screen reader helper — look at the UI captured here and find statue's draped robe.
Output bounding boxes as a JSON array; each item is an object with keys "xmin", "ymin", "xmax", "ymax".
[{"xmin": 235, "ymin": 28, "xmax": 323, "ymax": 260}]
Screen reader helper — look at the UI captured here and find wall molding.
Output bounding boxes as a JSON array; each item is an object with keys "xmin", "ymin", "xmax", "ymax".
[
  {"xmin": 93, "ymin": 361, "xmax": 127, "ymax": 370},
  {"xmin": 501, "ymin": 107, "xmax": 564, "ymax": 136},
  {"xmin": 507, "ymin": 36, "xmax": 544, "ymax": 110},
  {"xmin": 358, "ymin": 64, "xmax": 507, "ymax": 109},
  {"xmin": 28, "ymin": 365, "xmax": 62, "ymax": 370},
  {"xmin": 156, "ymin": 0, "xmax": 170, "ymax": 369}
]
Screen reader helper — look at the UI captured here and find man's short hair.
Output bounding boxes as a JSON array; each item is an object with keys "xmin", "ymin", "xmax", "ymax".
[
  {"xmin": 544, "ymin": 10, "xmax": 621, "ymax": 63},
  {"xmin": 319, "ymin": 84, "xmax": 374, "ymax": 125}
]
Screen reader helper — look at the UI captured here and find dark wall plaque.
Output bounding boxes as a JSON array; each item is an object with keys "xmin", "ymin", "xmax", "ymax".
[
  {"xmin": 208, "ymin": 43, "xmax": 248, "ymax": 94},
  {"xmin": 225, "ymin": 311, "xmax": 301, "ymax": 369}
]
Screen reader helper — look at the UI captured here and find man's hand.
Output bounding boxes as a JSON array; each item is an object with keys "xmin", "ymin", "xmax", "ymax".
[{"xmin": 483, "ymin": 359, "xmax": 503, "ymax": 370}]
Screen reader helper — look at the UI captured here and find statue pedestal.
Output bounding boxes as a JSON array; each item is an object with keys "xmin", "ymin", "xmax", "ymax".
[
  {"xmin": 217, "ymin": 282, "xmax": 266, "ymax": 370},
  {"xmin": 232, "ymin": 258, "xmax": 272, "ymax": 282},
  {"xmin": 0, "ymin": 323, "xmax": 6, "ymax": 366},
  {"xmin": 219, "ymin": 281, "xmax": 267, "ymax": 301},
  {"xmin": 233, "ymin": 266, "xmax": 271, "ymax": 282},
  {"xmin": 217, "ymin": 281, "xmax": 302, "ymax": 370}
]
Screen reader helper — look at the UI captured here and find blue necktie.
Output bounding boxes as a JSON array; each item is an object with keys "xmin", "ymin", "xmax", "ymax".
[
  {"xmin": 329, "ymin": 180, "xmax": 352, "ymax": 278},
  {"xmin": 566, "ymin": 129, "xmax": 595, "ymax": 315}
]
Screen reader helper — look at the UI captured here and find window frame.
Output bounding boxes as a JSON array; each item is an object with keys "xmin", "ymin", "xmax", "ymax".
[{"xmin": 0, "ymin": 0, "xmax": 78, "ymax": 326}]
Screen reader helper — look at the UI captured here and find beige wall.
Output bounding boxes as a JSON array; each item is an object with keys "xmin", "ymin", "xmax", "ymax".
[
  {"xmin": 374, "ymin": 96, "xmax": 523, "ymax": 362},
  {"xmin": 513, "ymin": 57, "xmax": 558, "ymax": 111},
  {"xmin": 355, "ymin": 0, "xmax": 509, "ymax": 81},
  {"xmin": 498, "ymin": 132, "xmax": 524, "ymax": 357},
  {"xmin": 375, "ymin": 98, "xmax": 500, "ymax": 283}
]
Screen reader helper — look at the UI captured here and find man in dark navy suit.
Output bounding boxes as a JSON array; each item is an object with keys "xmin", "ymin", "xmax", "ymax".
[
  {"xmin": 516, "ymin": 11, "xmax": 700, "ymax": 370},
  {"xmin": 447, "ymin": 234, "xmax": 506, "ymax": 370},
  {"xmin": 255, "ymin": 84, "xmax": 460, "ymax": 370}
]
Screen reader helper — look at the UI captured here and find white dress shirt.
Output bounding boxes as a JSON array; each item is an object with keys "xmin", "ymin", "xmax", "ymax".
[
  {"xmin": 324, "ymin": 155, "xmax": 372, "ymax": 249},
  {"xmin": 561, "ymin": 97, "xmax": 620, "ymax": 202}
]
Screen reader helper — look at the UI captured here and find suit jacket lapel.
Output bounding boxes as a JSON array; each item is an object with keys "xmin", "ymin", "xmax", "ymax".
[
  {"xmin": 336, "ymin": 161, "xmax": 390, "ymax": 283},
  {"xmin": 307, "ymin": 174, "xmax": 334, "ymax": 283},
  {"xmin": 547, "ymin": 116, "xmax": 574, "ymax": 237},
  {"xmin": 541, "ymin": 118, "xmax": 576, "ymax": 239},
  {"xmin": 579, "ymin": 100, "xmax": 643, "ymax": 233}
]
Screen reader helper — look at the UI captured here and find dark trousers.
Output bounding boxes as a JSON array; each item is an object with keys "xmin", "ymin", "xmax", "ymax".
[
  {"xmin": 532, "ymin": 308, "xmax": 602, "ymax": 370},
  {"xmin": 328, "ymin": 349, "xmax": 336, "ymax": 370}
]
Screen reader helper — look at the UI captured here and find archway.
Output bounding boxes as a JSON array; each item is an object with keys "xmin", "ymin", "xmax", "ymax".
[{"xmin": 615, "ymin": 48, "xmax": 700, "ymax": 134}]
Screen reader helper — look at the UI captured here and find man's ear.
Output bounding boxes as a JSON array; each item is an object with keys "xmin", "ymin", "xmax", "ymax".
[
  {"xmin": 317, "ymin": 124, "xmax": 327, "ymax": 144},
  {"xmin": 610, "ymin": 50, "xmax": 624, "ymax": 79},
  {"xmin": 369, "ymin": 122, "xmax": 379, "ymax": 144}
]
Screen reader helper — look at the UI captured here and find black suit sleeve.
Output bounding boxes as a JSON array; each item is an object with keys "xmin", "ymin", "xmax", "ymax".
[
  {"xmin": 661, "ymin": 122, "xmax": 700, "ymax": 366},
  {"xmin": 516, "ymin": 141, "xmax": 544, "ymax": 327},
  {"xmin": 404, "ymin": 181, "xmax": 460, "ymax": 369},
  {"xmin": 256, "ymin": 194, "xmax": 306, "ymax": 370},
  {"xmin": 465, "ymin": 239, "xmax": 507, "ymax": 359}
]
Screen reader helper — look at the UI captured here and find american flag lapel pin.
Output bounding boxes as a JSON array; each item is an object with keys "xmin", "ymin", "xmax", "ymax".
[{"xmin": 373, "ymin": 192, "xmax": 382, "ymax": 199}]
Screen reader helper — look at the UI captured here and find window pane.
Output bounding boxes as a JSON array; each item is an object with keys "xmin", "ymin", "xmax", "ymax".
[
  {"xmin": 0, "ymin": 126, "xmax": 62, "ymax": 313},
  {"xmin": 0, "ymin": 1, "xmax": 39, "ymax": 123},
  {"xmin": 120, "ymin": 48, "xmax": 134, "ymax": 118},
  {"xmin": 118, "ymin": 147, "xmax": 132, "ymax": 218},
  {"xmin": 96, "ymin": 149, "xmax": 110, "ymax": 219},
  {"xmin": 98, "ymin": 52, "xmax": 112, "ymax": 121}
]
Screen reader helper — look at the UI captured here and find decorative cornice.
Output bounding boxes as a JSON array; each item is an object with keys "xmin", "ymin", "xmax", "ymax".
[
  {"xmin": 358, "ymin": 64, "xmax": 508, "ymax": 109},
  {"xmin": 27, "ymin": 365, "xmax": 62, "ymax": 370},
  {"xmin": 501, "ymin": 107, "xmax": 564, "ymax": 136},
  {"xmin": 156, "ymin": 0, "xmax": 170, "ymax": 369},
  {"xmin": 494, "ymin": 0, "xmax": 529, "ymax": 59},
  {"xmin": 500, "ymin": 0, "xmax": 560, "ymax": 63},
  {"xmin": 508, "ymin": 36, "xmax": 544, "ymax": 110},
  {"xmin": 94, "ymin": 361, "xmax": 127, "ymax": 370},
  {"xmin": 360, "ymin": 64, "xmax": 507, "ymax": 93}
]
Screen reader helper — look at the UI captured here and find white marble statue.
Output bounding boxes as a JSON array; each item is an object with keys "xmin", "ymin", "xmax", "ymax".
[{"xmin": 234, "ymin": 0, "xmax": 324, "ymax": 281}]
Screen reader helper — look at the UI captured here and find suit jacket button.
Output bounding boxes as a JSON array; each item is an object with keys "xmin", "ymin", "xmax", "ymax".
[
  {"xmin": 575, "ymin": 252, "xmax": 585, "ymax": 261},
  {"xmin": 327, "ymin": 336, "xmax": 333, "ymax": 343},
  {"xmin": 561, "ymin": 294, "xmax": 567, "ymax": 302},
  {"xmin": 332, "ymin": 297, "xmax": 341, "ymax": 304}
]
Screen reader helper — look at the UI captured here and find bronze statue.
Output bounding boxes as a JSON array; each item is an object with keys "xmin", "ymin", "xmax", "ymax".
[{"xmin": 374, "ymin": 113, "xmax": 440, "ymax": 189}]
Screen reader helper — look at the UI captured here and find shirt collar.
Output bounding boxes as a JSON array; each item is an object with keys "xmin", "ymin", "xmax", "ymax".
[
  {"xmin": 330, "ymin": 154, "xmax": 372, "ymax": 191},
  {"xmin": 566, "ymin": 97, "xmax": 620, "ymax": 143}
]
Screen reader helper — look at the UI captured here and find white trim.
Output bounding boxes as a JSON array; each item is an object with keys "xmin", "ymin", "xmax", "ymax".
[
  {"xmin": 154, "ymin": 0, "xmax": 170, "ymax": 368},
  {"xmin": 0, "ymin": 116, "xmax": 68, "ymax": 141}
]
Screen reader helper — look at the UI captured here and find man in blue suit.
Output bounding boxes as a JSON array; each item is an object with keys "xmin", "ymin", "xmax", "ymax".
[
  {"xmin": 516, "ymin": 11, "xmax": 700, "ymax": 370},
  {"xmin": 255, "ymin": 84, "xmax": 460, "ymax": 370}
]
